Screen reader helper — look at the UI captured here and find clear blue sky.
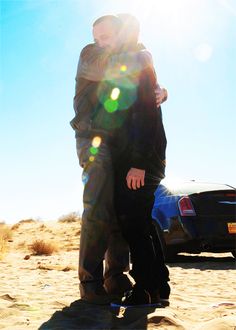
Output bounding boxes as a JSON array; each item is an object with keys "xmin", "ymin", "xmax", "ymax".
[{"xmin": 1, "ymin": 0, "xmax": 235, "ymax": 223}]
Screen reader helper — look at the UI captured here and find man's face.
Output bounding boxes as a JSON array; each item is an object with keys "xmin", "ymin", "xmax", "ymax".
[{"xmin": 93, "ymin": 20, "xmax": 120, "ymax": 50}]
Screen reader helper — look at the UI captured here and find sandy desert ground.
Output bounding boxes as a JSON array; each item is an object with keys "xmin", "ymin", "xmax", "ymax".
[{"xmin": 0, "ymin": 219, "xmax": 235, "ymax": 330}]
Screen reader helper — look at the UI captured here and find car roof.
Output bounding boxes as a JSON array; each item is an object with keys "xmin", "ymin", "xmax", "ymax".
[{"xmin": 161, "ymin": 181, "xmax": 235, "ymax": 195}]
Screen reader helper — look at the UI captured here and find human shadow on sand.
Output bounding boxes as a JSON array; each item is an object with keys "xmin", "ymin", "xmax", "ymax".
[
  {"xmin": 39, "ymin": 299, "xmax": 158, "ymax": 330},
  {"xmin": 167, "ymin": 254, "xmax": 236, "ymax": 270}
]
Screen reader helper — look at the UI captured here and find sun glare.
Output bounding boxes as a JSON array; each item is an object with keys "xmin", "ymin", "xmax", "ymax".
[
  {"xmin": 126, "ymin": 0, "xmax": 208, "ymax": 45},
  {"xmin": 162, "ymin": 177, "xmax": 184, "ymax": 190},
  {"xmin": 194, "ymin": 43, "xmax": 213, "ymax": 62}
]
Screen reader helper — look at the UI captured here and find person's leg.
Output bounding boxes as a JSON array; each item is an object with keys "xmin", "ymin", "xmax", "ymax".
[
  {"xmin": 150, "ymin": 222, "xmax": 171, "ymax": 302},
  {"xmin": 76, "ymin": 137, "xmax": 131, "ymax": 302},
  {"xmin": 121, "ymin": 190, "xmax": 158, "ymax": 291},
  {"xmin": 114, "ymin": 170, "xmax": 169, "ymax": 306},
  {"xmin": 76, "ymin": 137, "xmax": 115, "ymax": 302},
  {"xmin": 104, "ymin": 232, "xmax": 132, "ymax": 295},
  {"xmin": 101, "ymin": 143, "xmax": 133, "ymax": 296},
  {"xmin": 114, "ymin": 171, "xmax": 157, "ymax": 287}
]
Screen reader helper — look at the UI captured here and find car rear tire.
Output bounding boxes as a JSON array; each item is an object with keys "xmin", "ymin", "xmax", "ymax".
[
  {"xmin": 231, "ymin": 251, "xmax": 236, "ymax": 259},
  {"xmin": 153, "ymin": 221, "xmax": 178, "ymax": 262}
]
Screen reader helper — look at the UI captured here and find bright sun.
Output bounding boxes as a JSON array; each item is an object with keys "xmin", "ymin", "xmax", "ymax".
[
  {"xmin": 132, "ymin": 0, "xmax": 205, "ymax": 40},
  {"xmin": 121, "ymin": 0, "xmax": 214, "ymax": 61}
]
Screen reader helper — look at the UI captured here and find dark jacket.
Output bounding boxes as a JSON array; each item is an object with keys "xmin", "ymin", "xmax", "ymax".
[
  {"xmin": 128, "ymin": 51, "xmax": 167, "ymax": 176},
  {"xmin": 71, "ymin": 45, "xmax": 167, "ymax": 177}
]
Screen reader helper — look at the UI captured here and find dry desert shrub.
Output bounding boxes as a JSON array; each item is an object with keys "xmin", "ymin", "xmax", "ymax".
[
  {"xmin": 11, "ymin": 218, "xmax": 38, "ymax": 230},
  {"xmin": 58, "ymin": 212, "xmax": 81, "ymax": 223},
  {"xmin": 11, "ymin": 223, "xmax": 20, "ymax": 230},
  {"xmin": 0, "ymin": 224, "xmax": 13, "ymax": 241},
  {"xmin": 19, "ymin": 218, "xmax": 38, "ymax": 224},
  {"xmin": 30, "ymin": 239, "xmax": 58, "ymax": 255},
  {"xmin": 39, "ymin": 224, "xmax": 47, "ymax": 231},
  {"xmin": 0, "ymin": 238, "xmax": 7, "ymax": 258},
  {"xmin": 0, "ymin": 224, "xmax": 13, "ymax": 258}
]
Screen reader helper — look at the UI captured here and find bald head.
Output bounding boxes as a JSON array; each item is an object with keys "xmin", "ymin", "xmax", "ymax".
[
  {"xmin": 92, "ymin": 14, "xmax": 140, "ymax": 50},
  {"xmin": 93, "ymin": 15, "xmax": 122, "ymax": 50}
]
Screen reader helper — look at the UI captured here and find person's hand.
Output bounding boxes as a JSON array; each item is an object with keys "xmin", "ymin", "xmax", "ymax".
[
  {"xmin": 155, "ymin": 87, "xmax": 168, "ymax": 107},
  {"xmin": 126, "ymin": 168, "xmax": 145, "ymax": 190}
]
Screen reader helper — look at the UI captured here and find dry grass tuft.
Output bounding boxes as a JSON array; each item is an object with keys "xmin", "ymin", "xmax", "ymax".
[
  {"xmin": 30, "ymin": 239, "xmax": 58, "ymax": 256},
  {"xmin": 0, "ymin": 238, "xmax": 7, "ymax": 258},
  {"xmin": 0, "ymin": 224, "xmax": 13, "ymax": 258},
  {"xmin": 19, "ymin": 218, "xmax": 38, "ymax": 224},
  {"xmin": 58, "ymin": 212, "xmax": 81, "ymax": 223},
  {"xmin": 11, "ymin": 223, "xmax": 20, "ymax": 230},
  {"xmin": 11, "ymin": 218, "xmax": 39, "ymax": 231},
  {"xmin": 0, "ymin": 224, "xmax": 13, "ymax": 241},
  {"xmin": 39, "ymin": 224, "xmax": 47, "ymax": 230}
]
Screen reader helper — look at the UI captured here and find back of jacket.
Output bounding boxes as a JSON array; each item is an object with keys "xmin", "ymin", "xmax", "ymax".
[{"xmin": 71, "ymin": 45, "xmax": 167, "ymax": 178}]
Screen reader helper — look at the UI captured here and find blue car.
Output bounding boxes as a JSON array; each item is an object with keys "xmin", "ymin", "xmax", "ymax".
[{"xmin": 152, "ymin": 181, "xmax": 236, "ymax": 261}]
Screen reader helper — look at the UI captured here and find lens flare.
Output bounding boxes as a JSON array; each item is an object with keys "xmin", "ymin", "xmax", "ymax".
[
  {"xmin": 82, "ymin": 172, "xmax": 89, "ymax": 185},
  {"xmin": 194, "ymin": 43, "xmax": 213, "ymax": 62},
  {"xmin": 89, "ymin": 146, "xmax": 98, "ymax": 155},
  {"xmin": 120, "ymin": 65, "xmax": 127, "ymax": 72},
  {"xmin": 110, "ymin": 87, "xmax": 120, "ymax": 100},
  {"xmin": 92, "ymin": 136, "xmax": 102, "ymax": 148},
  {"xmin": 89, "ymin": 156, "xmax": 95, "ymax": 162},
  {"xmin": 104, "ymin": 99, "xmax": 119, "ymax": 113}
]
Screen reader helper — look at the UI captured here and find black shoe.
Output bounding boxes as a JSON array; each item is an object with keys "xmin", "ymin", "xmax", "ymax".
[
  {"xmin": 159, "ymin": 282, "xmax": 170, "ymax": 306},
  {"xmin": 149, "ymin": 289, "xmax": 170, "ymax": 307},
  {"xmin": 160, "ymin": 298, "xmax": 170, "ymax": 307},
  {"xmin": 159, "ymin": 282, "xmax": 171, "ymax": 299},
  {"xmin": 111, "ymin": 286, "xmax": 162, "ymax": 308}
]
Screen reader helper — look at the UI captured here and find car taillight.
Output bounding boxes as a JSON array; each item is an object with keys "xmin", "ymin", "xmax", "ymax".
[
  {"xmin": 178, "ymin": 196, "xmax": 196, "ymax": 216},
  {"xmin": 223, "ymin": 193, "xmax": 236, "ymax": 197}
]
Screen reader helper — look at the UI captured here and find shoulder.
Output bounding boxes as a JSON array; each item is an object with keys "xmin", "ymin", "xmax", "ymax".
[
  {"xmin": 80, "ymin": 43, "xmax": 104, "ymax": 59},
  {"xmin": 137, "ymin": 50, "xmax": 153, "ymax": 67}
]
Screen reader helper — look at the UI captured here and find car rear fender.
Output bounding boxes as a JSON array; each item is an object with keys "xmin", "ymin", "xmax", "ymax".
[{"xmin": 152, "ymin": 194, "xmax": 180, "ymax": 231}]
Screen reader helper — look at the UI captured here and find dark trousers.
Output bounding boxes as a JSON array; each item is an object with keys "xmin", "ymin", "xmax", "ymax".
[
  {"xmin": 76, "ymin": 137, "xmax": 130, "ymax": 297},
  {"xmin": 114, "ymin": 166, "xmax": 170, "ymax": 294}
]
